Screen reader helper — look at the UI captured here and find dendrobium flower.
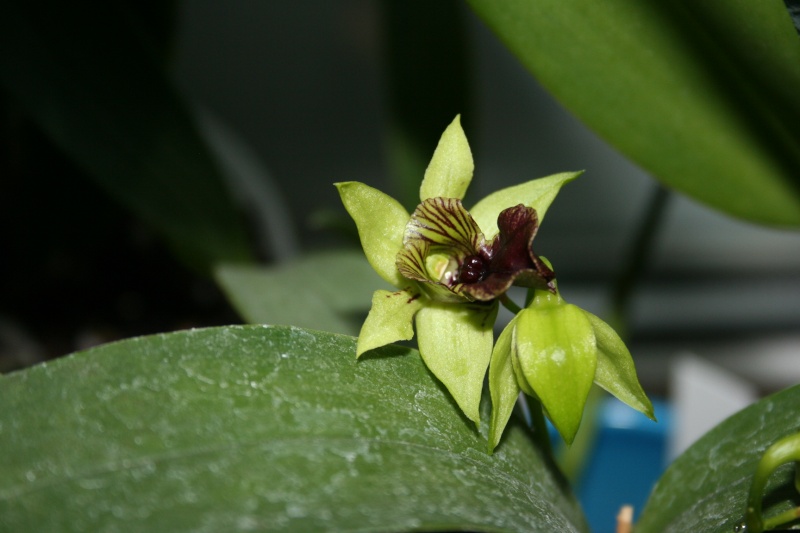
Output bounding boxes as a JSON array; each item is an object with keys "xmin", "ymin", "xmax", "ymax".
[{"xmin": 336, "ymin": 115, "xmax": 580, "ymax": 426}]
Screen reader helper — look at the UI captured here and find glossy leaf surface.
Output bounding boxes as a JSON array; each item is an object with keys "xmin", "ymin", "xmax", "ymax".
[
  {"xmin": 637, "ymin": 384, "xmax": 800, "ymax": 533},
  {"xmin": 0, "ymin": 326, "xmax": 588, "ymax": 532},
  {"xmin": 468, "ymin": 0, "xmax": 800, "ymax": 227}
]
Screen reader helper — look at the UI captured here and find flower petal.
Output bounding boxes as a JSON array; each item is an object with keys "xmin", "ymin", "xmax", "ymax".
[
  {"xmin": 488, "ymin": 316, "xmax": 520, "ymax": 453},
  {"xmin": 514, "ymin": 303, "xmax": 597, "ymax": 445},
  {"xmin": 470, "ymin": 171, "xmax": 583, "ymax": 239},
  {"xmin": 584, "ymin": 310, "xmax": 655, "ymax": 420},
  {"xmin": 415, "ymin": 301, "xmax": 498, "ymax": 426},
  {"xmin": 396, "ymin": 197, "xmax": 487, "ymax": 302},
  {"xmin": 403, "ymin": 197, "xmax": 484, "ymax": 254},
  {"xmin": 335, "ymin": 181, "xmax": 409, "ymax": 287},
  {"xmin": 419, "ymin": 115, "xmax": 474, "ymax": 201},
  {"xmin": 356, "ymin": 289, "xmax": 424, "ymax": 357}
]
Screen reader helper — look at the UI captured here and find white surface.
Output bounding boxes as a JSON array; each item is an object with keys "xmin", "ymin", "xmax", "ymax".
[{"xmin": 669, "ymin": 354, "xmax": 757, "ymax": 459}]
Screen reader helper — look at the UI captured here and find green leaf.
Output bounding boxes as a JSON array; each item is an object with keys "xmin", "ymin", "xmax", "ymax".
[
  {"xmin": 419, "ymin": 115, "xmax": 475, "ymax": 202},
  {"xmin": 0, "ymin": 326, "xmax": 588, "ymax": 532},
  {"xmin": 637, "ymin": 384, "xmax": 800, "ymax": 533},
  {"xmin": 471, "ymin": 171, "xmax": 583, "ymax": 239},
  {"xmin": 584, "ymin": 310, "xmax": 655, "ymax": 420},
  {"xmin": 415, "ymin": 302, "xmax": 498, "ymax": 426},
  {"xmin": 467, "ymin": 0, "xmax": 800, "ymax": 227},
  {"xmin": 215, "ymin": 250, "xmax": 387, "ymax": 335},
  {"xmin": 356, "ymin": 288, "xmax": 424, "ymax": 356},
  {"xmin": 335, "ymin": 182, "xmax": 409, "ymax": 287},
  {"xmin": 514, "ymin": 303, "xmax": 597, "ymax": 445},
  {"xmin": 488, "ymin": 317, "xmax": 521, "ymax": 453},
  {"xmin": 0, "ymin": 4, "xmax": 253, "ymax": 269}
]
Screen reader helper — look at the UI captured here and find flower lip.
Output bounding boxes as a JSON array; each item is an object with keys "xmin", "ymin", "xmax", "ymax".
[
  {"xmin": 460, "ymin": 204, "xmax": 555, "ymax": 301},
  {"xmin": 396, "ymin": 199, "xmax": 555, "ymax": 303},
  {"xmin": 458, "ymin": 254, "xmax": 489, "ymax": 284}
]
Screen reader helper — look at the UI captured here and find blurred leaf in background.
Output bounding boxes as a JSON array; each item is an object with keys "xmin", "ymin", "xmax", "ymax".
[
  {"xmin": 467, "ymin": 0, "xmax": 800, "ymax": 227},
  {"xmin": 216, "ymin": 251, "xmax": 387, "ymax": 335}
]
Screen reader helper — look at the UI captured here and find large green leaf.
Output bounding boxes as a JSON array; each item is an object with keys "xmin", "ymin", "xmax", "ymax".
[
  {"xmin": 215, "ymin": 250, "xmax": 388, "ymax": 335},
  {"xmin": 637, "ymin": 384, "xmax": 800, "ymax": 533},
  {"xmin": 467, "ymin": 0, "xmax": 800, "ymax": 227},
  {"xmin": 0, "ymin": 325, "xmax": 588, "ymax": 532},
  {"xmin": 0, "ymin": 3, "xmax": 253, "ymax": 269}
]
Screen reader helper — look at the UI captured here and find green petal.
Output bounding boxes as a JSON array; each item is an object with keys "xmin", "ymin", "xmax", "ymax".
[
  {"xmin": 470, "ymin": 171, "xmax": 583, "ymax": 239},
  {"xmin": 356, "ymin": 289, "xmax": 424, "ymax": 357},
  {"xmin": 584, "ymin": 310, "xmax": 655, "ymax": 420},
  {"xmin": 415, "ymin": 301, "xmax": 498, "ymax": 426},
  {"xmin": 335, "ymin": 181, "xmax": 409, "ymax": 287},
  {"xmin": 419, "ymin": 115, "xmax": 474, "ymax": 201},
  {"xmin": 488, "ymin": 316, "xmax": 520, "ymax": 453},
  {"xmin": 514, "ymin": 303, "xmax": 597, "ymax": 445}
]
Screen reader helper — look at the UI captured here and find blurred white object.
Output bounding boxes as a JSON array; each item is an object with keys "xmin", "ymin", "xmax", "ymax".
[{"xmin": 669, "ymin": 354, "xmax": 757, "ymax": 459}]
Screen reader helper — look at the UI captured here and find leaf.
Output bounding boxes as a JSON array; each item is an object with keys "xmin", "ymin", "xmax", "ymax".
[
  {"xmin": 467, "ymin": 0, "xmax": 800, "ymax": 227},
  {"xmin": 0, "ymin": 326, "xmax": 588, "ymax": 532},
  {"xmin": 335, "ymin": 182, "xmax": 410, "ymax": 287},
  {"xmin": 636, "ymin": 384, "xmax": 800, "ymax": 533},
  {"xmin": 215, "ymin": 250, "xmax": 387, "ymax": 335},
  {"xmin": 0, "ymin": 4, "xmax": 253, "ymax": 269}
]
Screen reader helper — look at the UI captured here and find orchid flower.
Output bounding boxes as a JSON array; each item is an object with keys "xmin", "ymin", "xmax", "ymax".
[{"xmin": 336, "ymin": 115, "xmax": 579, "ymax": 426}]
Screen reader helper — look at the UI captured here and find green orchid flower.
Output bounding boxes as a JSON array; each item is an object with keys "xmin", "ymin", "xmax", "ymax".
[
  {"xmin": 488, "ymin": 278, "xmax": 656, "ymax": 451},
  {"xmin": 335, "ymin": 115, "xmax": 580, "ymax": 426}
]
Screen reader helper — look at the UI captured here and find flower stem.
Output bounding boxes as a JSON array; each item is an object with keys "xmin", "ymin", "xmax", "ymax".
[
  {"xmin": 520, "ymin": 394, "xmax": 552, "ymax": 457},
  {"xmin": 499, "ymin": 293, "xmax": 523, "ymax": 314},
  {"xmin": 610, "ymin": 183, "xmax": 671, "ymax": 339}
]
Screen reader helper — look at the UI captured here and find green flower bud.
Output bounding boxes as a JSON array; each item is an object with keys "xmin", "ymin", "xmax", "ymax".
[{"xmin": 489, "ymin": 287, "xmax": 654, "ymax": 452}]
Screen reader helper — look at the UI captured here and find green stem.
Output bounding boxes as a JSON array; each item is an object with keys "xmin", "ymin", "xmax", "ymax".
[
  {"xmin": 763, "ymin": 506, "xmax": 800, "ymax": 531},
  {"xmin": 610, "ymin": 183, "xmax": 671, "ymax": 339},
  {"xmin": 499, "ymin": 293, "xmax": 523, "ymax": 314},
  {"xmin": 521, "ymin": 394, "xmax": 553, "ymax": 458}
]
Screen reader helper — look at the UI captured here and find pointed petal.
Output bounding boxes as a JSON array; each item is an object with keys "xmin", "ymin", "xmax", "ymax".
[
  {"xmin": 415, "ymin": 301, "xmax": 498, "ymax": 426},
  {"xmin": 488, "ymin": 317, "xmax": 520, "ymax": 453},
  {"xmin": 356, "ymin": 289, "xmax": 424, "ymax": 357},
  {"xmin": 419, "ymin": 115, "xmax": 474, "ymax": 201},
  {"xmin": 470, "ymin": 171, "xmax": 583, "ymax": 239},
  {"xmin": 335, "ymin": 181, "xmax": 409, "ymax": 287},
  {"xmin": 584, "ymin": 310, "xmax": 655, "ymax": 420},
  {"xmin": 514, "ymin": 304, "xmax": 596, "ymax": 445}
]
